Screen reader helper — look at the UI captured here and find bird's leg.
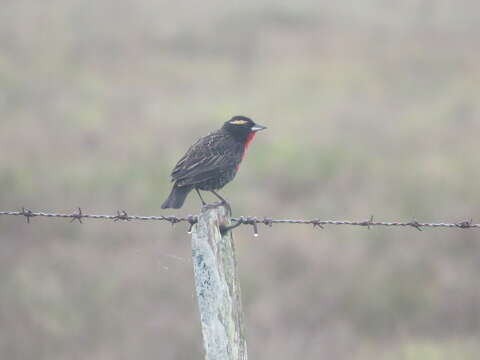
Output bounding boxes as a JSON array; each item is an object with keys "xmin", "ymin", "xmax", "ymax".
[
  {"xmin": 211, "ymin": 190, "xmax": 227, "ymax": 203},
  {"xmin": 195, "ymin": 188, "xmax": 207, "ymax": 206},
  {"xmin": 210, "ymin": 190, "xmax": 232, "ymax": 215}
]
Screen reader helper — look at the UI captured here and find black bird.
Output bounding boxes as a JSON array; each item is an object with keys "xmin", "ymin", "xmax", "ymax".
[{"xmin": 161, "ymin": 116, "xmax": 267, "ymax": 209}]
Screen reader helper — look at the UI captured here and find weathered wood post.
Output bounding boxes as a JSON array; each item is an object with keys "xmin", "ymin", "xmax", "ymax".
[{"xmin": 191, "ymin": 204, "xmax": 248, "ymax": 360}]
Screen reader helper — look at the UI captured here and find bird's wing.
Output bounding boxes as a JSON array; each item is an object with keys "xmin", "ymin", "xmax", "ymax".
[
  {"xmin": 172, "ymin": 153, "xmax": 224, "ymax": 180},
  {"xmin": 170, "ymin": 132, "xmax": 238, "ymax": 186}
]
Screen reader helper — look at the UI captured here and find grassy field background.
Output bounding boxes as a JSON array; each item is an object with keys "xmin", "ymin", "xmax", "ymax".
[{"xmin": 1, "ymin": 1, "xmax": 480, "ymax": 359}]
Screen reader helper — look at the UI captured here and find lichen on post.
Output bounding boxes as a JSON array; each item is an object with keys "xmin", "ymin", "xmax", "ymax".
[{"xmin": 191, "ymin": 204, "xmax": 248, "ymax": 360}]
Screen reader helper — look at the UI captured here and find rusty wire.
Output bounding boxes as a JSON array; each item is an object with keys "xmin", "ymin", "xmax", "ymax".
[{"xmin": 0, "ymin": 208, "xmax": 478, "ymax": 236}]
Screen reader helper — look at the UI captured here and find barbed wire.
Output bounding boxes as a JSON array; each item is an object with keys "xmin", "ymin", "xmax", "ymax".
[{"xmin": 0, "ymin": 207, "xmax": 478, "ymax": 236}]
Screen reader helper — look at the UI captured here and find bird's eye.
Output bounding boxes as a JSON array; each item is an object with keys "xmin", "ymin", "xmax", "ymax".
[{"xmin": 230, "ymin": 119, "xmax": 248, "ymax": 125}]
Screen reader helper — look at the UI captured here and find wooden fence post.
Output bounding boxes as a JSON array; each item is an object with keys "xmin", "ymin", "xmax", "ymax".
[{"xmin": 191, "ymin": 204, "xmax": 248, "ymax": 360}]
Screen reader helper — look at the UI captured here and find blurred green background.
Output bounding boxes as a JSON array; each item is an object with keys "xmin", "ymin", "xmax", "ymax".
[{"xmin": 1, "ymin": 1, "xmax": 480, "ymax": 359}]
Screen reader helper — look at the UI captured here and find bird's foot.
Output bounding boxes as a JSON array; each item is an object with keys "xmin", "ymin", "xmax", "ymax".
[
  {"xmin": 201, "ymin": 202, "xmax": 217, "ymax": 210},
  {"xmin": 202, "ymin": 201, "xmax": 232, "ymax": 216},
  {"xmin": 209, "ymin": 190, "xmax": 232, "ymax": 215},
  {"xmin": 219, "ymin": 200, "xmax": 232, "ymax": 216}
]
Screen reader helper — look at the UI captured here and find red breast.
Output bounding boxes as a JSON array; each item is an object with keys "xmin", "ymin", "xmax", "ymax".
[{"xmin": 237, "ymin": 132, "xmax": 257, "ymax": 170}]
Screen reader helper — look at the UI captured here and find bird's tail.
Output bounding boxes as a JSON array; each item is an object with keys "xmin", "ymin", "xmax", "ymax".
[{"xmin": 161, "ymin": 184, "xmax": 193, "ymax": 209}]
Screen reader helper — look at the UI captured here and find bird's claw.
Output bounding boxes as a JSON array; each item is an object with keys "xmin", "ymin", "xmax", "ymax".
[
  {"xmin": 202, "ymin": 201, "xmax": 232, "ymax": 216},
  {"xmin": 221, "ymin": 200, "xmax": 232, "ymax": 216}
]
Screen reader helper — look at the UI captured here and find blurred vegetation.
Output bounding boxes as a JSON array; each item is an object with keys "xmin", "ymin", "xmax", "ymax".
[{"xmin": 1, "ymin": 1, "xmax": 480, "ymax": 359}]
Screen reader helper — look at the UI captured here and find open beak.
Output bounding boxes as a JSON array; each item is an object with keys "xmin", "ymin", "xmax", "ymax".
[{"xmin": 251, "ymin": 124, "xmax": 267, "ymax": 132}]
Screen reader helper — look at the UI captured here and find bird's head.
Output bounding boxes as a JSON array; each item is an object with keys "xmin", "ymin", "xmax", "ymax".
[{"xmin": 223, "ymin": 116, "xmax": 267, "ymax": 142}]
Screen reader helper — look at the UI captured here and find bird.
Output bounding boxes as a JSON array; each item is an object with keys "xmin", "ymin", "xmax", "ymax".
[{"xmin": 161, "ymin": 116, "xmax": 267, "ymax": 209}]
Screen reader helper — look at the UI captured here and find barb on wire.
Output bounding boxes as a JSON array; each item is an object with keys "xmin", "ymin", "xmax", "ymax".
[
  {"xmin": 408, "ymin": 219, "xmax": 423, "ymax": 231},
  {"xmin": 70, "ymin": 207, "xmax": 83, "ymax": 223},
  {"xmin": 114, "ymin": 210, "xmax": 130, "ymax": 222},
  {"xmin": 359, "ymin": 215, "xmax": 375, "ymax": 230},
  {"xmin": 20, "ymin": 207, "xmax": 35, "ymax": 223},
  {"xmin": 0, "ymin": 208, "xmax": 479, "ymax": 236}
]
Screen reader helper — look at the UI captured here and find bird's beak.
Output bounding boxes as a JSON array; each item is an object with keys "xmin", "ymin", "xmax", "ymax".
[{"xmin": 251, "ymin": 124, "xmax": 267, "ymax": 132}]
